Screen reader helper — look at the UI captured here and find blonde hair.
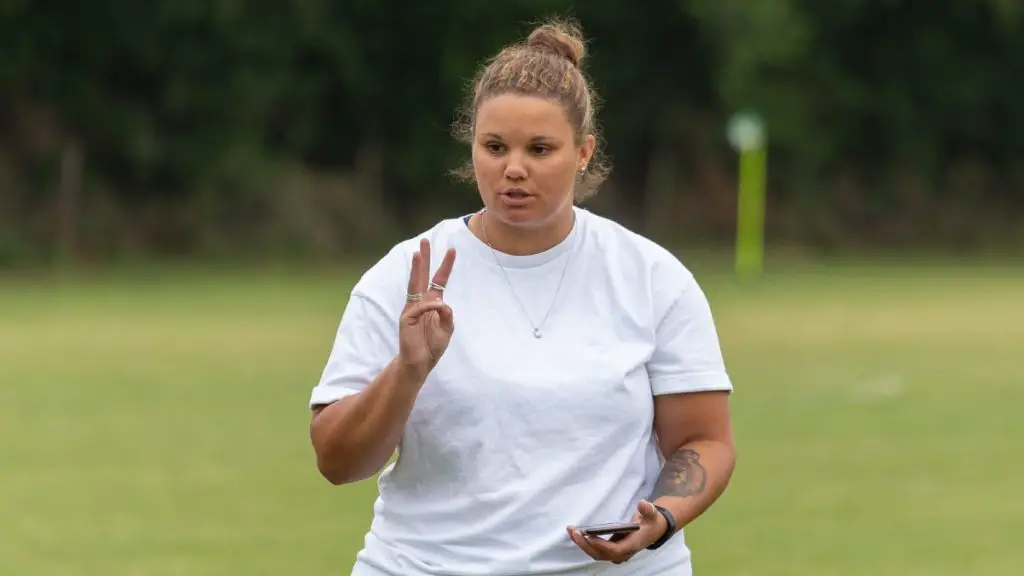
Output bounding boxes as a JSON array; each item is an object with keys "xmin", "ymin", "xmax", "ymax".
[{"xmin": 452, "ymin": 18, "xmax": 611, "ymax": 201}]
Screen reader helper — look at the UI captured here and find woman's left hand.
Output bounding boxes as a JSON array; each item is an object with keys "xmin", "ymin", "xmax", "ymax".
[{"xmin": 567, "ymin": 500, "xmax": 669, "ymax": 565}]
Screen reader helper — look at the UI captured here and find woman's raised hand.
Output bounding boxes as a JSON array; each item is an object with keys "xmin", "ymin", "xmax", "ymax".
[{"xmin": 397, "ymin": 239, "xmax": 457, "ymax": 380}]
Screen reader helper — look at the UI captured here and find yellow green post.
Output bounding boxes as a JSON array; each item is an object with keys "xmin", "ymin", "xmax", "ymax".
[{"xmin": 727, "ymin": 110, "xmax": 768, "ymax": 281}]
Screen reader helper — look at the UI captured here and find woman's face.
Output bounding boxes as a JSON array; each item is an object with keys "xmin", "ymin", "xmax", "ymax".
[{"xmin": 472, "ymin": 93, "xmax": 594, "ymax": 228}]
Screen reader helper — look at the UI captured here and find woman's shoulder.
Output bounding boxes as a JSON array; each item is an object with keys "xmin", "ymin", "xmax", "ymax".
[
  {"xmin": 580, "ymin": 208, "xmax": 696, "ymax": 285},
  {"xmin": 580, "ymin": 209, "xmax": 705, "ymax": 325}
]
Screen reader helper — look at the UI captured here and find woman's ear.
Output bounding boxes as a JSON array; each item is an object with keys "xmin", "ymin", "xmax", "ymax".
[{"xmin": 579, "ymin": 134, "xmax": 596, "ymax": 169}]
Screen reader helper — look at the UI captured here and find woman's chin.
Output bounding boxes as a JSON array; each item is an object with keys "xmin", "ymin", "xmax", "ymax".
[{"xmin": 488, "ymin": 203, "xmax": 545, "ymax": 226}]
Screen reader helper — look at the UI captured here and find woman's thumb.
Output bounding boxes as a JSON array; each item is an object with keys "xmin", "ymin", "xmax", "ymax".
[{"xmin": 638, "ymin": 499, "xmax": 660, "ymax": 520}]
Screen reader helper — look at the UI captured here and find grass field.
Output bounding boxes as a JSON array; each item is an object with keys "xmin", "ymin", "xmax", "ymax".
[{"xmin": 2, "ymin": 259, "xmax": 1022, "ymax": 575}]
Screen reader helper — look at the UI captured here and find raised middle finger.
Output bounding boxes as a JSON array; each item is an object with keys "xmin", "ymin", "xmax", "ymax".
[
  {"xmin": 416, "ymin": 238, "xmax": 431, "ymax": 297},
  {"xmin": 406, "ymin": 250, "xmax": 422, "ymax": 306}
]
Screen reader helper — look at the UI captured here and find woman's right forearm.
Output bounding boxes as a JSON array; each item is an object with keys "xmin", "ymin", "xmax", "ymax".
[{"xmin": 310, "ymin": 357, "xmax": 427, "ymax": 485}]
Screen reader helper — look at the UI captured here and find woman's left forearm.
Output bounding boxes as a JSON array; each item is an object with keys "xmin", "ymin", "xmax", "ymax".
[{"xmin": 647, "ymin": 439, "xmax": 736, "ymax": 530}]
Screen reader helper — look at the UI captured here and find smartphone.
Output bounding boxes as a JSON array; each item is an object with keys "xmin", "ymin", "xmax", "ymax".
[{"xmin": 577, "ymin": 521, "xmax": 640, "ymax": 537}]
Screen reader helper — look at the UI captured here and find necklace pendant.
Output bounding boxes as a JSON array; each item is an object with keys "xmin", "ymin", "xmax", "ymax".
[{"xmin": 533, "ymin": 328, "xmax": 542, "ymax": 339}]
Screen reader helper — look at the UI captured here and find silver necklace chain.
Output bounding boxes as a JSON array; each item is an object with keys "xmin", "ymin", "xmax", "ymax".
[{"xmin": 479, "ymin": 210, "xmax": 576, "ymax": 339}]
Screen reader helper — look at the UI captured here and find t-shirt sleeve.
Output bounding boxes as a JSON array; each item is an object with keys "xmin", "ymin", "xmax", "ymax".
[
  {"xmin": 309, "ymin": 289, "xmax": 401, "ymax": 410},
  {"xmin": 647, "ymin": 268, "xmax": 733, "ymax": 396}
]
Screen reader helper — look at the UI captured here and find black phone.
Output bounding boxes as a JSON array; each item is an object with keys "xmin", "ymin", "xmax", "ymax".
[{"xmin": 577, "ymin": 521, "xmax": 640, "ymax": 537}]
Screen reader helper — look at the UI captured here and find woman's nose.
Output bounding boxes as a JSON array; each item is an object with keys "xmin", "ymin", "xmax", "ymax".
[{"xmin": 504, "ymin": 153, "xmax": 527, "ymax": 180}]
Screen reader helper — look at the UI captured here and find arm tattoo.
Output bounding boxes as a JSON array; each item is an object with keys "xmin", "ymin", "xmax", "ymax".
[{"xmin": 651, "ymin": 448, "xmax": 707, "ymax": 499}]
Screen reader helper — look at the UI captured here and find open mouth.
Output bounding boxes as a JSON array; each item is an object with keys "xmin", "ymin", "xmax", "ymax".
[{"xmin": 502, "ymin": 188, "xmax": 531, "ymax": 199}]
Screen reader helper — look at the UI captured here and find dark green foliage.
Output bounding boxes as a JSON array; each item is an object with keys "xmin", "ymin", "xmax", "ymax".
[{"xmin": 1, "ymin": 0, "xmax": 1021, "ymax": 263}]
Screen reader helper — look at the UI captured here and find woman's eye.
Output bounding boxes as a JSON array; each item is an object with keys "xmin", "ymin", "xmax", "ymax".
[
  {"xmin": 532, "ymin": 145, "xmax": 550, "ymax": 155},
  {"xmin": 486, "ymin": 143, "xmax": 504, "ymax": 153}
]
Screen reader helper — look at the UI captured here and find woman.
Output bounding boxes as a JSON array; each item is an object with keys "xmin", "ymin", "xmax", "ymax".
[{"xmin": 309, "ymin": 19, "xmax": 736, "ymax": 576}]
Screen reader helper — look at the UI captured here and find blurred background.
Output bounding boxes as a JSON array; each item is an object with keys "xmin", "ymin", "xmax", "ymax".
[{"xmin": 1, "ymin": 1, "xmax": 1022, "ymax": 575}]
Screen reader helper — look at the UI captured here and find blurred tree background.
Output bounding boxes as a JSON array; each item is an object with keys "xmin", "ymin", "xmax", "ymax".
[{"xmin": 2, "ymin": 0, "xmax": 1022, "ymax": 267}]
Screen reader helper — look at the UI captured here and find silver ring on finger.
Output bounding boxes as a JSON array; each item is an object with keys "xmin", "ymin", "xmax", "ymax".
[
  {"xmin": 407, "ymin": 292, "xmax": 424, "ymax": 302},
  {"xmin": 429, "ymin": 281, "xmax": 446, "ymax": 292}
]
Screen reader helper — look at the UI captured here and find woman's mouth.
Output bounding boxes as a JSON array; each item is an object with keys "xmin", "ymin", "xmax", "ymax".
[{"xmin": 499, "ymin": 188, "xmax": 534, "ymax": 207}]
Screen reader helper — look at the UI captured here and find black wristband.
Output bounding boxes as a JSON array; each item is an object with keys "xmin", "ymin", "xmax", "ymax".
[{"xmin": 646, "ymin": 504, "xmax": 677, "ymax": 551}]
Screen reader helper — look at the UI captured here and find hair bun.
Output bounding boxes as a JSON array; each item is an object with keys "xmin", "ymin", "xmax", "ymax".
[{"xmin": 526, "ymin": 21, "xmax": 586, "ymax": 68}]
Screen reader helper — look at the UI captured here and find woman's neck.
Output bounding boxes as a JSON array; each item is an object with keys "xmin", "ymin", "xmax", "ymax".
[{"xmin": 472, "ymin": 207, "xmax": 576, "ymax": 256}]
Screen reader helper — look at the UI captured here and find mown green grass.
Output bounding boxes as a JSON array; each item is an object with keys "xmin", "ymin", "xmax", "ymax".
[{"xmin": 1, "ymin": 261, "xmax": 1021, "ymax": 575}]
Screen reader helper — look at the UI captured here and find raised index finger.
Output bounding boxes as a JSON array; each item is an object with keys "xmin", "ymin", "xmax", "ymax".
[{"xmin": 428, "ymin": 248, "xmax": 456, "ymax": 299}]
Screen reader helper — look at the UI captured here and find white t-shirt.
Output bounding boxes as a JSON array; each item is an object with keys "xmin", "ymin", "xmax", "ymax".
[{"xmin": 310, "ymin": 207, "xmax": 733, "ymax": 576}]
